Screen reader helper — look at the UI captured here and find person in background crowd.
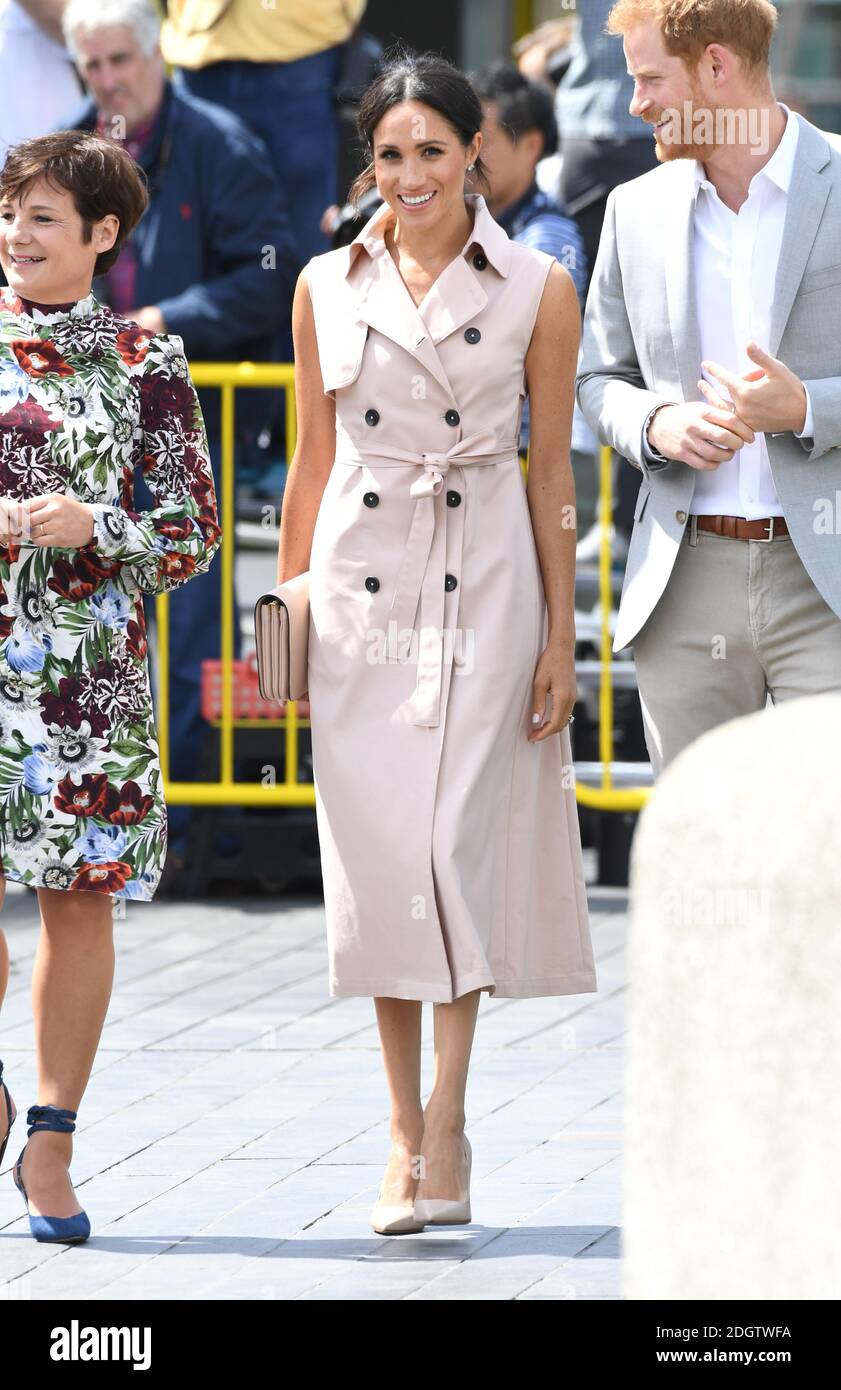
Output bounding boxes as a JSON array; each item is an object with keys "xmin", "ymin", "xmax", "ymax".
[
  {"xmin": 547, "ymin": 1, "xmax": 658, "ymax": 564},
  {"xmin": 514, "ymin": 16, "xmax": 577, "ymax": 95},
  {"xmin": 0, "ymin": 0, "xmax": 82, "ymax": 158},
  {"xmin": 319, "ymin": 184, "xmax": 382, "ymax": 247},
  {"xmin": 556, "ymin": 0, "xmax": 659, "ymax": 288},
  {"xmin": 508, "ymin": 25, "xmax": 604, "ymax": 554},
  {"xmin": 160, "ymin": 0, "xmax": 366, "ymax": 267},
  {"xmin": 473, "ymin": 61, "xmax": 586, "ymax": 298},
  {"xmin": 160, "ymin": 0, "xmax": 367, "ymax": 496},
  {"xmin": 471, "ymin": 59, "xmax": 596, "ymax": 537},
  {"xmin": 556, "ymin": 0, "xmax": 661, "ymax": 563},
  {"xmin": 512, "ymin": 14, "xmax": 577, "ymax": 201},
  {"xmin": 62, "ymin": 0, "xmax": 297, "ymax": 883}
]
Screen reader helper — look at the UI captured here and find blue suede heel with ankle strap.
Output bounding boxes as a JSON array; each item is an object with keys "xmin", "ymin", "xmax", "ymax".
[{"xmin": 13, "ymin": 1104, "xmax": 91, "ymax": 1244}]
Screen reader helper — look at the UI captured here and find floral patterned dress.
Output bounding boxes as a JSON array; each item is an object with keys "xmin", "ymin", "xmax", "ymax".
[{"xmin": 0, "ymin": 288, "xmax": 220, "ymax": 899}]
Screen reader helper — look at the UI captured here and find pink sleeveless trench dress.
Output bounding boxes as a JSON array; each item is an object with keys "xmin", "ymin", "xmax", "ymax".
[{"xmin": 303, "ymin": 192, "xmax": 597, "ymax": 1003}]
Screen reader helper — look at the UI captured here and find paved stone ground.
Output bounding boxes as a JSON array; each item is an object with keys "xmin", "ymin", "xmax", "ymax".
[{"xmin": 0, "ymin": 879, "xmax": 626, "ymax": 1300}]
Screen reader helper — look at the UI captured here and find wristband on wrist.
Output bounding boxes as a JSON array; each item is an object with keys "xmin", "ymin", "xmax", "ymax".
[{"xmin": 645, "ymin": 404, "xmax": 673, "ymax": 462}]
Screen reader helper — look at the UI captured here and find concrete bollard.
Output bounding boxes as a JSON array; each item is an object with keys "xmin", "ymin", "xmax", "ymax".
[{"xmin": 623, "ymin": 692, "xmax": 841, "ymax": 1300}]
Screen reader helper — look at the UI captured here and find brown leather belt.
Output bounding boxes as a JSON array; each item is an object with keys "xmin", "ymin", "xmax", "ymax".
[{"xmin": 693, "ymin": 514, "xmax": 789, "ymax": 541}]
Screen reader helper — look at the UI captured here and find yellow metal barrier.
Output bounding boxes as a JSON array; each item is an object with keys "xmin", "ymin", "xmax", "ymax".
[
  {"xmin": 153, "ymin": 370, "xmax": 650, "ymax": 814},
  {"xmin": 574, "ymin": 445, "xmax": 652, "ymax": 811},
  {"xmin": 154, "ymin": 361, "xmax": 314, "ymax": 807}
]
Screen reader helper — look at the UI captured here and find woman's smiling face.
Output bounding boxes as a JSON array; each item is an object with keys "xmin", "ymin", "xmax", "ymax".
[
  {"xmin": 0, "ymin": 176, "xmax": 118, "ymax": 303},
  {"xmin": 371, "ymin": 100, "xmax": 481, "ymax": 227}
]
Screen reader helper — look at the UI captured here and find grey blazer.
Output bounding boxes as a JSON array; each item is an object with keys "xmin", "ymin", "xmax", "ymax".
[{"xmin": 576, "ymin": 113, "xmax": 841, "ymax": 653}]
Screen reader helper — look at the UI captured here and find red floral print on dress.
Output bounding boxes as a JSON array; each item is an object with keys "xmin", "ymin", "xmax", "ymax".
[
  {"xmin": 0, "ymin": 398, "xmax": 61, "ymax": 431},
  {"xmin": 39, "ymin": 675, "xmax": 111, "ymax": 738},
  {"xmin": 140, "ymin": 370, "xmax": 194, "ymax": 426},
  {"xmin": 54, "ymin": 771, "xmax": 113, "ymax": 817},
  {"xmin": 106, "ymin": 781, "xmax": 155, "ymax": 824},
  {"xmin": 47, "ymin": 551, "xmax": 123, "ymax": 602},
  {"xmin": 114, "ymin": 326, "xmax": 153, "ymax": 365},
  {"xmin": 72, "ymin": 862, "xmax": 133, "ymax": 892},
  {"xmin": 10, "ymin": 339, "xmax": 75, "ymax": 378},
  {"xmin": 158, "ymin": 551, "xmax": 197, "ymax": 579},
  {"xmin": 125, "ymin": 617, "xmax": 147, "ymax": 658}
]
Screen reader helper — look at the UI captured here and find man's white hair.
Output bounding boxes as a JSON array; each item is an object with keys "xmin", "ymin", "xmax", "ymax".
[{"xmin": 62, "ymin": 0, "xmax": 162, "ymax": 62}]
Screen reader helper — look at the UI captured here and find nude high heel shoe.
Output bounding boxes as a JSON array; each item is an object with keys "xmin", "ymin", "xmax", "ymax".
[
  {"xmin": 370, "ymin": 1190, "xmax": 426, "ymax": 1235},
  {"xmin": 413, "ymin": 1133, "xmax": 472, "ymax": 1226},
  {"xmin": 370, "ymin": 1147, "xmax": 426, "ymax": 1234}
]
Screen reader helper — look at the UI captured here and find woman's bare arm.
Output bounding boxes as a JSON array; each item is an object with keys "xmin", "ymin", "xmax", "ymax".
[
  {"xmin": 523, "ymin": 259, "xmax": 581, "ymax": 650},
  {"xmin": 276, "ymin": 268, "xmax": 337, "ymax": 585}
]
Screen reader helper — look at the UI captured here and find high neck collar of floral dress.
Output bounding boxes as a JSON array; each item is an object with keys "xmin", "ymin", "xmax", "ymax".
[{"xmin": 1, "ymin": 286, "xmax": 102, "ymax": 325}]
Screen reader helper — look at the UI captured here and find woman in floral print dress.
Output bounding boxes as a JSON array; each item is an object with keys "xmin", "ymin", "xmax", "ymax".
[{"xmin": 0, "ymin": 131, "xmax": 220, "ymax": 1242}]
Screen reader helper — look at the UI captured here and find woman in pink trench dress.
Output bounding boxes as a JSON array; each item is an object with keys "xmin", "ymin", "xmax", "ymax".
[{"xmin": 277, "ymin": 51, "xmax": 597, "ymax": 1235}]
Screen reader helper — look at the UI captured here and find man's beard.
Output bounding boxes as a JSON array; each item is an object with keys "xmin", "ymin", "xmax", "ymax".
[{"xmin": 650, "ymin": 87, "xmax": 725, "ymax": 164}]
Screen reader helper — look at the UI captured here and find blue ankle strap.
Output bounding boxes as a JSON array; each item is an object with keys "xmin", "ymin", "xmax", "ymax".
[{"xmin": 26, "ymin": 1104, "xmax": 77, "ymax": 1136}]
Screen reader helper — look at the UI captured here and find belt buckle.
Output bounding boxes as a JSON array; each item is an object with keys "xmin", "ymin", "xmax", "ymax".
[{"xmin": 756, "ymin": 517, "xmax": 775, "ymax": 543}]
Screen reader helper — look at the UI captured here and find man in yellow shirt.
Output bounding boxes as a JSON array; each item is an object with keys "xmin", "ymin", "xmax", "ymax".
[{"xmin": 161, "ymin": 0, "xmax": 368, "ymax": 266}]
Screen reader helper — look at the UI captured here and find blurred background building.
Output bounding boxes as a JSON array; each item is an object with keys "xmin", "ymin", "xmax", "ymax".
[{"xmin": 773, "ymin": 0, "xmax": 841, "ymax": 130}]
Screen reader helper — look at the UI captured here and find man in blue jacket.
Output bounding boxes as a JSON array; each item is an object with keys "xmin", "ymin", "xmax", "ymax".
[{"xmin": 60, "ymin": 2, "xmax": 298, "ymax": 879}]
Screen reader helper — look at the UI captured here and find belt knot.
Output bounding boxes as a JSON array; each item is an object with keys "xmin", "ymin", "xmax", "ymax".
[
  {"xmin": 410, "ymin": 452, "xmax": 451, "ymax": 499},
  {"xmin": 335, "ymin": 430, "xmax": 519, "ymax": 727}
]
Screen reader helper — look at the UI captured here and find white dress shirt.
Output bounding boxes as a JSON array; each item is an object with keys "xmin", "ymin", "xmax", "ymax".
[{"xmin": 645, "ymin": 103, "xmax": 814, "ymax": 517}]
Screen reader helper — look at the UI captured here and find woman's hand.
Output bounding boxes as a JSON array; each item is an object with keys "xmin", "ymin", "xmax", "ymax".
[
  {"xmin": 0, "ymin": 496, "xmax": 27, "ymax": 542},
  {"xmin": 528, "ymin": 638, "xmax": 577, "ymax": 742},
  {"xmin": 25, "ymin": 494, "xmax": 95, "ymax": 548}
]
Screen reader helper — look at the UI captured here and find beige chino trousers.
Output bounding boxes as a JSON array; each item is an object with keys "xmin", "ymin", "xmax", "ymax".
[{"xmin": 631, "ymin": 517, "xmax": 841, "ymax": 778}]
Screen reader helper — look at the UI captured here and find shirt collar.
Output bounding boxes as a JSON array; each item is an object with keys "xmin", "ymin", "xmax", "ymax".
[
  {"xmin": 691, "ymin": 101, "xmax": 800, "ymax": 198},
  {"xmin": 97, "ymin": 102, "xmax": 161, "ymax": 151},
  {"xmin": 346, "ymin": 191, "xmax": 512, "ymax": 278}
]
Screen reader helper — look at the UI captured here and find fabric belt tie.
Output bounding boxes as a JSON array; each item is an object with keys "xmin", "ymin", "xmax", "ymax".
[{"xmin": 334, "ymin": 430, "xmax": 519, "ymax": 727}]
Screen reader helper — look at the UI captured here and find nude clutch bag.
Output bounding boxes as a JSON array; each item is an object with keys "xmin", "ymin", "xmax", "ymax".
[{"xmin": 254, "ymin": 572, "xmax": 310, "ymax": 702}]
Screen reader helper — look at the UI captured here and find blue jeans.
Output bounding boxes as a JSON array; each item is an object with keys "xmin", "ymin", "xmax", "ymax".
[
  {"xmin": 135, "ymin": 436, "xmax": 243, "ymax": 854},
  {"xmin": 172, "ymin": 46, "xmax": 344, "ymax": 270}
]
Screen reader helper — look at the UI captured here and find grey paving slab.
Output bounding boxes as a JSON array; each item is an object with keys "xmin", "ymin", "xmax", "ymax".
[{"xmin": 0, "ymin": 881, "xmax": 628, "ymax": 1300}]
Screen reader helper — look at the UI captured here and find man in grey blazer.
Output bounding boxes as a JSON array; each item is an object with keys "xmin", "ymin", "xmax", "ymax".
[{"xmin": 576, "ymin": 0, "xmax": 841, "ymax": 776}]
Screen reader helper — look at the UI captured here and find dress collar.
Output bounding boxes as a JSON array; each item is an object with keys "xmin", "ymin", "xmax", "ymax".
[
  {"xmin": 346, "ymin": 192, "xmax": 512, "ymax": 278},
  {"xmin": 0, "ymin": 286, "xmax": 104, "ymax": 325}
]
